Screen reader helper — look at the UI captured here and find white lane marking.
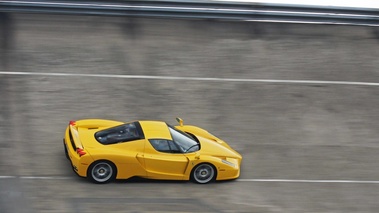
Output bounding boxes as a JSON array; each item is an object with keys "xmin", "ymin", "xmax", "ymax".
[
  {"xmin": 19, "ymin": 176, "xmax": 73, "ymax": 180},
  {"xmin": 237, "ymin": 179, "xmax": 379, "ymax": 184},
  {"xmin": 0, "ymin": 176, "xmax": 17, "ymax": 179},
  {"xmin": 1, "ymin": 71, "xmax": 379, "ymax": 87},
  {"xmin": 0, "ymin": 176, "xmax": 72, "ymax": 180},
  {"xmin": 1, "ymin": 176, "xmax": 379, "ymax": 184}
]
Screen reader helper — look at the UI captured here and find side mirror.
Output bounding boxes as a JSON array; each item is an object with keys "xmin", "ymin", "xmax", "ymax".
[{"xmin": 176, "ymin": 117, "xmax": 183, "ymax": 127}]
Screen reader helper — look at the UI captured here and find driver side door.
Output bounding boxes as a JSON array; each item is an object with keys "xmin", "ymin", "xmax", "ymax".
[{"xmin": 143, "ymin": 139, "xmax": 189, "ymax": 180}]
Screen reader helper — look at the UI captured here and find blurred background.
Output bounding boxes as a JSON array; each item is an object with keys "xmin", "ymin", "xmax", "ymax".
[{"xmin": 1, "ymin": 0, "xmax": 379, "ymax": 212}]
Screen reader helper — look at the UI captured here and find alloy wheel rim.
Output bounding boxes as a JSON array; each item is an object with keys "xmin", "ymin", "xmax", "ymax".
[
  {"xmin": 92, "ymin": 162, "xmax": 113, "ymax": 182},
  {"xmin": 194, "ymin": 164, "xmax": 214, "ymax": 183}
]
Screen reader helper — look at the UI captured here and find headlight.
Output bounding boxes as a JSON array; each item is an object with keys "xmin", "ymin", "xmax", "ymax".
[{"xmin": 221, "ymin": 159, "xmax": 235, "ymax": 167}]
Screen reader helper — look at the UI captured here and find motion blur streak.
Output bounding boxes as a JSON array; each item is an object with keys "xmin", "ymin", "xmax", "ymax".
[{"xmin": 1, "ymin": 71, "xmax": 379, "ymax": 86}]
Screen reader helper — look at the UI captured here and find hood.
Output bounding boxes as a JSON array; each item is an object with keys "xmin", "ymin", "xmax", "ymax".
[{"xmin": 197, "ymin": 136, "xmax": 241, "ymax": 159}]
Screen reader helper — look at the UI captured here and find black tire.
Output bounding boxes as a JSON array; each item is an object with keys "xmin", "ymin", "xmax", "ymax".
[
  {"xmin": 191, "ymin": 163, "xmax": 217, "ymax": 184},
  {"xmin": 87, "ymin": 160, "xmax": 117, "ymax": 184}
]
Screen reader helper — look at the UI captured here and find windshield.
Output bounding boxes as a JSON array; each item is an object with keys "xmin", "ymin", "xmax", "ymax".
[{"xmin": 168, "ymin": 126, "xmax": 199, "ymax": 153}]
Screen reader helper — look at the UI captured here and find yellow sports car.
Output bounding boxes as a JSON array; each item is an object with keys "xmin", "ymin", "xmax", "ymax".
[{"xmin": 63, "ymin": 118, "xmax": 242, "ymax": 184}]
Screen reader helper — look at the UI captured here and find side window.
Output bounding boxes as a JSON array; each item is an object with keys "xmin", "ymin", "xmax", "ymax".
[
  {"xmin": 149, "ymin": 139, "xmax": 181, "ymax": 153},
  {"xmin": 95, "ymin": 122, "xmax": 144, "ymax": 145}
]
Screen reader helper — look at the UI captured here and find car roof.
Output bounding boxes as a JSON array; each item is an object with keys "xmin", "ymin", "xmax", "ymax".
[{"xmin": 139, "ymin": 121, "xmax": 172, "ymax": 140}]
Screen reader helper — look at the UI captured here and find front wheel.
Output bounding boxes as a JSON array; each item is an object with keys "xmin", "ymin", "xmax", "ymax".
[
  {"xmin": 191, "ymin": 163, "xmax": 216, "ymax": 184},
  {"xmin": 87, "ymin": 160, "xmax": 117, "ymax": 184}
]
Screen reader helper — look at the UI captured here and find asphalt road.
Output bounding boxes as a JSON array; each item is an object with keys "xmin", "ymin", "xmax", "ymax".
[{"xmin": 1, "ymin": 14, "xmax": 379, "ymax": 213}]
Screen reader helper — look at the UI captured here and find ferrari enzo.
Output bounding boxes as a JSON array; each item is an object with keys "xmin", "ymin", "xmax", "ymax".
[{"xmin": 63, "ymin": 118, "xmax": 242, "ymax": 184}]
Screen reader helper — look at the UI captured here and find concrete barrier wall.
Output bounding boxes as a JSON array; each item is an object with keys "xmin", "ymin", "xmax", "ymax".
[
  {"xmin": 1, "ymin": 13, "xmax": 379, "ymax": 148},
  {"xmin": 3, "ymin": 14, "xmax": 379, "ymax": 80}
]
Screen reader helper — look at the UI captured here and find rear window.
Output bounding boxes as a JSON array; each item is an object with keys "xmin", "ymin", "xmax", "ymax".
[{"xmin": 95, "ymin": 122, "xmax": 144, "ymax": 145}]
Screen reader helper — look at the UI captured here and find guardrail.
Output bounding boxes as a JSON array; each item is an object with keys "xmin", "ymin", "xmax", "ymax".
[{"xmin": 1, "ymin": 0, "xmax": 379, "ymax": 26}]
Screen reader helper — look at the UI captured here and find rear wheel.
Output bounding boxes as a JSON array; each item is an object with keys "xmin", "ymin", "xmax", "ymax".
[
  {"xmin": 87, "ymin": 161, "xmax": 117, "ymax": 184},
  {"xmin": 191, "ymin": 163, "xmax": 216, "ymax": 184}
]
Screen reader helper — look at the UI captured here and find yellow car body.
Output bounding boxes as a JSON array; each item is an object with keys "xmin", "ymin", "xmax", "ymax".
[{"xmin": 63, "ymin": 118, "xmax": 242, "ymax": 184}]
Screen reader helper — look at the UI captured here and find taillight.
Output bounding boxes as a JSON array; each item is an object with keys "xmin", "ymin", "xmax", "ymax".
[
  {"xmin": 69, "ymin": 120, "xmax": 76, "ymax": 126},
  {"xmin": 76, "ymin": 147, "xmax": 86, "ymax": 157}
]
